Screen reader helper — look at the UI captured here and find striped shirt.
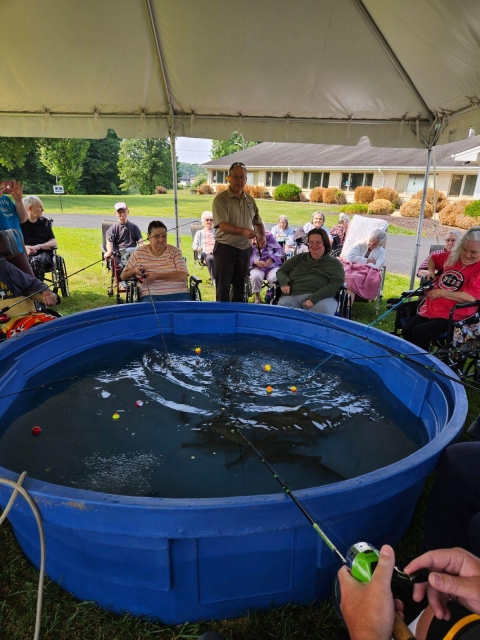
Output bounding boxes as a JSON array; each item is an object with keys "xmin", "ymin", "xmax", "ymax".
[{"xmin": 125, "ymin": 244, "xmax": 188, "ymax": 297}]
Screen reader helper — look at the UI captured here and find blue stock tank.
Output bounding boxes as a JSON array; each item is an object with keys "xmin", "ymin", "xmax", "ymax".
[{"xmin": 0, "ymin": 303, "xmax": 467, "ymax": 624}]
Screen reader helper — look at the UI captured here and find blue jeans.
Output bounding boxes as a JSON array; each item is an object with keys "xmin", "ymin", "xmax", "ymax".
[{"xmin": 140, "ymin": 292, "xmax": 191, "ymax": 302}]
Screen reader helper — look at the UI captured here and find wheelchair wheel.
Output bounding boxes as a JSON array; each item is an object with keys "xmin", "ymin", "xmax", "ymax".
[
  {"xmin": 107, "ymin": 287, "xmax": 113, "ymax": 297},
  {"xmin": 243, "ymin": 277, "xmax": 252, "ymax": 303},
  {"xmin": 125, "ymin": 281, "xmax": 139, "ymax": 304},
  {"xmin": 190, "ymin": 281, "xmax": 202, "ymax": 301},
  {"xmin": 336, "ymin": 288, "xmax": 351, "ymax": 319},
  {"xmin": 53, "ymin": 255, "xmax": 70, "ymax": 297}
]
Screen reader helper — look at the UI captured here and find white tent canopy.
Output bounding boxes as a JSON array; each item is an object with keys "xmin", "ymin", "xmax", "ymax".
[{"xmin": 2, "ymin": 0, "xmax": 480, "ymax": 149}]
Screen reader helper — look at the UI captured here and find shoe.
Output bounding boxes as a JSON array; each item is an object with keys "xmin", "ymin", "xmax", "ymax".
[{"xmin": 118, "ymin": 282, "xmax": 127, "ymax": 292}]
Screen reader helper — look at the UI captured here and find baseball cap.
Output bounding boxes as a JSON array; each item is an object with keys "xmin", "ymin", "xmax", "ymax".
[{"xmin": 114, "ymin": 202, "xmax": 127, "ymax": 211}]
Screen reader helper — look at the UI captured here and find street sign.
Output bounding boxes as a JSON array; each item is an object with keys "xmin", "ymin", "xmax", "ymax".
[{"xmin": 53, "ymin": 185, "xmax": 64, "ymax": 194}]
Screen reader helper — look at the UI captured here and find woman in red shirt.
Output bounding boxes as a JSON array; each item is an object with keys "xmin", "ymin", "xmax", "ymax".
[{"xmin": 402, "ymin": 227, "xmax": 480, "ymax": 350}]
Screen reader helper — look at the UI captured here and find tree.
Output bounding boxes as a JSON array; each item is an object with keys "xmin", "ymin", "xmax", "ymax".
[
  {"xmin": 118, "ymin": 138, "xmax": 175, "ymax": 194},
  {"xmin": 79, "ymin": 129, "xmax": 122, "ymax": 194},
  {"xmin": 211, "ymin": 131, "xmax": 259, "ymax": 160},
  {"xmin": 37, "ymin": 138, "xmax": 90, "ymax": 194},
  {"xmin": 0, "ymin": 138, "xmax": 36, "ymax": 171}
]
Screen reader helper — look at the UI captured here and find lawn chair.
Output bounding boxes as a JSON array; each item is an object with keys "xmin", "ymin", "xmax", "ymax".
[
  {"xmin": 190, "ymin": 223, "xmax": 204, "ymax": 269},
  {"xmin": 340, "ymin": 215, "xmax": 389, "ymax": 313}
]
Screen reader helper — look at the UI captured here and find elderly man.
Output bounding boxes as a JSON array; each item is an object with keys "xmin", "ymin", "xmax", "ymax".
[
  {"xmin": 212, "ymin": 162, "xmax": 266, "ymax": 302},
  {"xmin": 20, "ymin": 196, "xmax": 57, "ymax": 281},
  {"xmin": 104, "ymin": 202, "xmax": 143, "ymax": 259}
]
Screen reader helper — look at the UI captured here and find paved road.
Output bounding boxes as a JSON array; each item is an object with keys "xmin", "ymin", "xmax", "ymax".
[{"xmin": 48, "ymin": 213, "xmax": 431, "ymax": 278}]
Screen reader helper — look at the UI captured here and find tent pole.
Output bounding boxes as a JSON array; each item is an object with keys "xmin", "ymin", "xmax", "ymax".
[
  {"xmin": 409, "ymin": 147, "xmax": 433, "ymax": 288},
  {"xmin": 170, "ymin": 135, "xmax": 180, "ymax": 249}
]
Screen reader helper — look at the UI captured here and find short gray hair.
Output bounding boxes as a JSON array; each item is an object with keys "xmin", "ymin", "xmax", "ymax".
[
  {"xmin": 369, "ymin": 229, "xmax": 387, "ymax": 248},
  {"xmin": 446, "ymin": 226, "xmax": 480, "ymax": 266},
  {"xmin": 22, "ymin": 195, "xmax": 42, "ymax": 209},
  {"xmin": 201, "ymin": 211, "xmax": 213, "ymax": 223},
  {"xmin": 338, "ymin": 213, "xmax": 350, "ymax": 224},
  {"xmin": 277, "ymin": 215, "xmax": 289, "ymax": 226},
  {"xmin": 311, "ymin": 211, "xmax": 325, "ymax": 223}
]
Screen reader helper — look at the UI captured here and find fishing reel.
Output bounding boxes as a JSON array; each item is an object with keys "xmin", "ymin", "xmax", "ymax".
[{"xmin": 346, "ymin": 542, "xmax": 429, "ymax": 587}]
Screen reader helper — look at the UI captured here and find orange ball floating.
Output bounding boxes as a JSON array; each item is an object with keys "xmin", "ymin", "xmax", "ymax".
[
  {"xmin": 32, "ymin": 426, "xmax": 42, "ymax": 436},
  {"xmin": 263, "ymin": 364, "xmax": 272, "ymax": 372},
  {"xmin": 290, "ymin": 386, "xmax": 297, "ymax": 393},
  {"xmin": 266, "ymin": 386, "xmax": 273, "ymax": 393},
  {"xmin": 195, "ymin": 347, "xmax": 202, "ymax": 354},
  {"xmin": 112, "ymin": 413, "xmax": 120, "ymax": 420}
]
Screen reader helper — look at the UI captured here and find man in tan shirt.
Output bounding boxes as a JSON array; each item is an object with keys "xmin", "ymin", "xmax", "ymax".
[{"xmin": 212, "ymin": 162, "xmax": 266, "ymax": 302}]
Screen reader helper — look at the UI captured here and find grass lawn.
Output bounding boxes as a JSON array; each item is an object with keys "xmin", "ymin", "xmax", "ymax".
[
  {"xmin": 0, "ymin": 227, "xmax": 476, "ymax": 639},
  {"xmin": 39, "ymin": 191, "xmax": 414, "ymax": 235}
]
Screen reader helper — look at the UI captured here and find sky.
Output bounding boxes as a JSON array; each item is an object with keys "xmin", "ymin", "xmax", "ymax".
[{"xmin": 175, "ymin": 137, "xmax": 212, "ymax": 165}]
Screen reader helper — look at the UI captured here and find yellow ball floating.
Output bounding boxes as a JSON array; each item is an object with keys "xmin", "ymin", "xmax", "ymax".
[
  {"xmin": 263, "ymin": 364, "xmax": 272, "ymax": 372},
  {"xmin": 266, "ymin": 386, "xmax": 273, "ymax": 393},
  {"xmin": 195, "ymin": 347, "xmax": 202, "ymax": 354},
  {"xmin": 290, "ymin": 386, "xmax": 297, "ymax": 393},
  {"xmin": 112, "ymin": 413, "xmax": 120, "ymax": 420}
]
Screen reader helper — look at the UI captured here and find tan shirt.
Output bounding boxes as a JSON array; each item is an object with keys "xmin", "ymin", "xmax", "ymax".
[{"xmin": 212, "ymin": 187, "xmax": 262, "ymax": 250}]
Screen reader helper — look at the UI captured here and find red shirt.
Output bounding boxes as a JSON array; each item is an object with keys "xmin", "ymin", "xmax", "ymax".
[{"xmin": 419, "ymin": 252, "xmax": 480, "ymax": 320}]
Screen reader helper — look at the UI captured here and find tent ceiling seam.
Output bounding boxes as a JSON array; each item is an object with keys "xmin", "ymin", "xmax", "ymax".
[{"xmin": 350, "ymin": 0, "xmax": 434, "ymax": 124}]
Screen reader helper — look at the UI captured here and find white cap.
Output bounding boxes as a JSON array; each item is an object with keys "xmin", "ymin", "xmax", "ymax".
[{"xmin": 114, "ymin": 202, "xmax": 127, "ymax": 211}]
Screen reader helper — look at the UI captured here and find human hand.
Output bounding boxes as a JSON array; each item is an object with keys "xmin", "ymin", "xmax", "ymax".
[
  {"xmin": 10, "ymin": 180, "xmax": 23, "ymax": 201},
  {"xmin": 338, "ymin": 545, "xmax": 400, "ymax": 640},
  {"xmin": 367, "ymin": 258, "xmax": 376, "ymax": 264},
  {"xmin": 25, "ymin": 245, "xmax": 37, "ymax": 256},
  {"xmin": 304, "ymin": 299, "xmax": 314, "ymax": 308},
  {"xmin": 426, "ymin": 288, "xmax": 443, "ymax": 299},
  {"xmin": 243, "ymin": 229, "xmax": 257, "ymax": 240},
  {"xmin": 405, "ymin": 548, "xmax": 480, "ymax": 621},
  {"xmin": 42, "ymin": 290, "xmax": 57, "ymax": 307},
  {"xmin": 280, "ymin": 284, "xmax": 290, "ymax": 294},
  {"xmin": 255, "ymin": 260, "xmax": 268, "ymax": 268},
  {"xmin": 256, "ymin": 236, "xmax": 266, "ymax": 249}
]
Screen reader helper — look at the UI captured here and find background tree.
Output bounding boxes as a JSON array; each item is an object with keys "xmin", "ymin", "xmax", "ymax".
[
  {"xmin": 118, "ymin": 138, "xmax": 175, "ymax": 194},
  {"xmin": 0, "ymin": 138, "xmax": 36, "ymax": 171},
  {"xmin": 211, "ymin": 131, "xmax": 259, "ymax": 160},
  {"xmin": 178, "ymin": 162, "xmax": 204, "ymax": 178},
  {"xmin": 79, "ymin": 129, "xmax": 121, "ymax": 194},
  {"xmin": 38, "ymin": 138, "xmax": 90, "ymax": 194}
]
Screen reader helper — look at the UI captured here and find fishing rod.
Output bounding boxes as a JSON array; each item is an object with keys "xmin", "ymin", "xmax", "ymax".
[{"xmin": 234, "ymin": 426, "xmax": 422, "ymax": 640}]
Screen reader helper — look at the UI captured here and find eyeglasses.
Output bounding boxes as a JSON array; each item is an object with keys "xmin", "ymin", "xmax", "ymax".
[{"xmin": 205, "ymin": 218, "xmax": 213, "ymax": 221}]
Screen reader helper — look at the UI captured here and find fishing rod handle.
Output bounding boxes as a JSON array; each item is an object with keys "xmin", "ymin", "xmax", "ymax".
[{"xmin": 393, "ymin": 613, "xmax": 415, "ymax": 639}]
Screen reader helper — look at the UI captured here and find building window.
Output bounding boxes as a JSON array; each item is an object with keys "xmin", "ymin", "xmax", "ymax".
[
  {"xmin": 302, "ymin": 172, "xmax": 330, "ymax": 189},
  {"xmin": 396, "ymin": 173, "xmax": 441, "ymax": 194},
  {"xmin": 211, "ymin": 170, "xmax": 226, "ymax": 184},
  {"xmin": 340, "ymin": 172, "xmax": 373, "ymax": 191},
  {"xmin": 266, "ymin": 171, "xmax": 288, "ymax": 187},
  {"xmin": 449, "ymin": 174, "xmax": 477, "ymax": 197}
]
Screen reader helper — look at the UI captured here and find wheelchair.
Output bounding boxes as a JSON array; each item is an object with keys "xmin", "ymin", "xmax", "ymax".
[
  {"xmin": 101, "ymin": 220, "xmax": 139, "ymax": 304},
  {"xmin": 123, "ymin": 274, "xmax": 203, "ymax": 304},
  {"xmin": 43, "ymin": 248, "xmax": 69, "ymax": 298}
]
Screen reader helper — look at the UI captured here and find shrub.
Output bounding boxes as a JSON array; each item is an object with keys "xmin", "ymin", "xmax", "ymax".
[
  {"xmin": 155, "ymin": 186, "xmax": 167, "ymax": 194},
  {"xmin": 192, "ymin": 174, "xmax": 208, "ymax": 189},
  {"xmin": 340, "ymin": 203, "xmax": 368, "ymax": 214},
  {"xmin": 216, "ymin": 185, "xmax": 228, "ymax": 193},
  {"xmin": 273, "ymin": 183, "xmax": 302, "ymax": 201},
  {"xmin": 438, "ymin": 200, "xmax": 469, "ymax": 226},
  {"xmin": 455, "ymin": 213, "xmax": 480, "ymax": 229},
  {"xmin": 413, "ymin": 188, "xmax": 447, "ymax": 212},
  {"xmin": 464, "ymin": 200, "xmax": 480, "ymax": 218},
  {"xmin": 354, "ymin": 186, "xmax": 375, "ymax": 204},
  {"xmin": 374, "ymin": 187, "xmax": 400, "ymax": 208},
  {"xmin": 197, "ymin": 183, "xmax": 214, "ymax": 195},
  {"xmin": 323, "ymin": 187, "xmax": 347, "ymax": 204},
  {"xmin": 400, "ymin": 199, "xmax": 434, "ymax": 218},
  {"xmin": 244, "ymin": 185, "xmax": 269, "ymax": 198},
  {"xmin": 310, "ymin": 187, "xmax": 324, "ymax": 202},
  {"xmin": 299, "ymin": 191, "xmax": 309, "ymax": 202},
  {"xmin": 367, "ymin": 199, "xmax": 394, "ymax": 215}
]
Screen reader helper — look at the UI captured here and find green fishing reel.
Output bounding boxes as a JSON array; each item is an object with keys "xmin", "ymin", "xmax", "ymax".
[{"xmin": 346, "ymin": 542, "xmax": 380, "ymax": 582}]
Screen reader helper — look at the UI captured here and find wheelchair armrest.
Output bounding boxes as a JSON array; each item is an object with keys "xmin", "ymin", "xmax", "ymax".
[
  {"xmin": 190, "ymin": 275, "xmax": 202, "ymax": 285},
  {"xmin": 400, "ymin": 289, "xmax": 420, "ymax": 299}
]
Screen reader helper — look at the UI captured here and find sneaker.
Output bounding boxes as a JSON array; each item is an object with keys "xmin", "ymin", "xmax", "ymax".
[{"xmin": 118, "ymin": 282, "xmax": 127, "ymax": 292}]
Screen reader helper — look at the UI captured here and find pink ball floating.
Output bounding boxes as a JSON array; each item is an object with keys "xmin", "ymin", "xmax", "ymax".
[
  {"xmin": 135, "ymin": 400, "xmax": 144, "ymax": 408},
  {"xmin": 32, "ymin": 426, "xmax": 42, "ymax": 436}
]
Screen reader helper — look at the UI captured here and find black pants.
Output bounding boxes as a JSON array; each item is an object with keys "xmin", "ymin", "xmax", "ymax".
[
  {"xmin": 402, "ymin": 315, "xmax": 449, "ymax": 351},
  {"xmin": 200, "ymin": 252, "xmax": 215, "ymax": 282},
  {"xmin": 213, "ymin": 242, "xmax": 251, "ymax": 302},
  {"xmin": 424, "ymin": 442, "xmax": 480, "ymax": 557}
]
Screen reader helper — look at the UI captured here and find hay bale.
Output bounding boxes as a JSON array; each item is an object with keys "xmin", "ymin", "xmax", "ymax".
[
  {"xmin": 310, "ymin": 187, "xmax": 324, "ymax": 202},
  {"xmin": 455, "ymin": 213, "xmax": 480, "ymax": 229},
  {"xmin": 354, "ymin": 186, "xmax": 375, "ymax": 204},
  {"xmin": 197, "ymin": 183, "xmax": 214, "ymax": 195},
  {"xmin": 413, "ymin": 188, "xmax": 447, "ymax": 212},
  {"xmin": 400, "ymin": 199, "xmax": 434, "ymax": 218},
  {"xmin": 155, "ymin": 186, "xmax": 167, "ymax": 194},
  {"xmin": 367, "ymin": 199, "xmax": 394, "ymax": 215},
  {"xmin": 216, "ymin": 185, "xmax": 228, "ymax": 193},
  {"xmin": 438, "ymin": 200, "xmax": 469, "ymax": 226}
]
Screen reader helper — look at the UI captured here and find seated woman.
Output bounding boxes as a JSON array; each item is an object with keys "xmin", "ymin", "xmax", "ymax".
[
  {"xmin": 329, "ymin": 212, "xmax": 350, "ymax": 252},
  {"xmin": 303, "ymin": 211, "xmax": 332, "ymax": 240},
  {"xmin": 343, "ymin": 229, "xmax": 387, "ymax": 304},
  {"xmin": 402, "ymin": 226, "xmax": 480, "ymax": 351},
  {"xmin": 417, "ymin": 230, "xmax": 462, "ymax": 278},
  {"xmin": 276, "ymin": 227, "xmax": 344, "ymax": 315},
  {"xmin": 270, "ymin": 215, "xmax": 295, "ymax": 256},
  {"xmin": 20, "ymin": 195, "xmax": 57, "ymax": 281},
  {"xmin": 192, "ymin": 211, "xmax": 215, "ymax": 284},
  {"xmin": 121, "ymin": 220, "xmax": 190, "ymax": 302},
  {"xmin": 249, "ymin": 231, "xmax": 284, "ymax": 303}
]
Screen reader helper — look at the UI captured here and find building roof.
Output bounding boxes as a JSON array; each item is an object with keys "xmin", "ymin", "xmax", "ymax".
[{"xmin": 203, "ymin": 135, "xmax": 480, "ymax": 171}]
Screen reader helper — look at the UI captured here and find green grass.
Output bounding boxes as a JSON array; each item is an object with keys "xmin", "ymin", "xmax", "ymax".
[
  {"xmin": 0, "ymin": 229, "xmax": 476, "ymax": 639},
  {"xmin": 39, "ymin": 192, "xmax": 413, "ymax": 234}
]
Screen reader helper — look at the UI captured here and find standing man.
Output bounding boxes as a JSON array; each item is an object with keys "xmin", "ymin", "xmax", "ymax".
[
  {"xmin": 212, "ymin": 162, "xmax": 266, "ymax": 302},
  {"xmin": 104, "ymin": 202, "xmax": 143, "ymax": 259}
]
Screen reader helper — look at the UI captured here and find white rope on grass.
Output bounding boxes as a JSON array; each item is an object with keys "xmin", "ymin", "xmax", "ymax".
[{"xmin": 0, "ymin": 473, "xmax": 45, "ymax": 640}]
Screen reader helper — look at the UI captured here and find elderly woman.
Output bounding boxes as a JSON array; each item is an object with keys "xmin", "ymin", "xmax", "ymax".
[
  {"xmin": 122, "ymin": 220, "xmax": 190, "ymax": 302},
  {"xmin": 276, "ymin": 227, "xmax": 344, "ymax": 315},
  {"xmin": 192, "ymin": 211, "xmax": 215, "ymax": 284},
  {"xmin": 330, "ymin": 212, "xmax": 350, "ymax": 252},
  {"xmin": 417, "ymin": 230, "xmax": 463, "ymax": 278},
  {"xmin": 343, "ymin": 229, "xmax": 387, "ymax": 303},
  {"xmin": 303, "ymin": 211, "xmax": 331, "ymax": 236},
  {"xmin": 249, "ymin": 231, "xmax": 284, "ymax": 303},
  {"xmin": 402, "ymin": 226, "xmax": 480, "ymax": 351},
  {"xmin": 270, "ymin": 215, "xmax": 295, "ymax": 256},
  {"xmin": 20, "ymin": 195, "xmax": 58, "ymax": 281}
]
